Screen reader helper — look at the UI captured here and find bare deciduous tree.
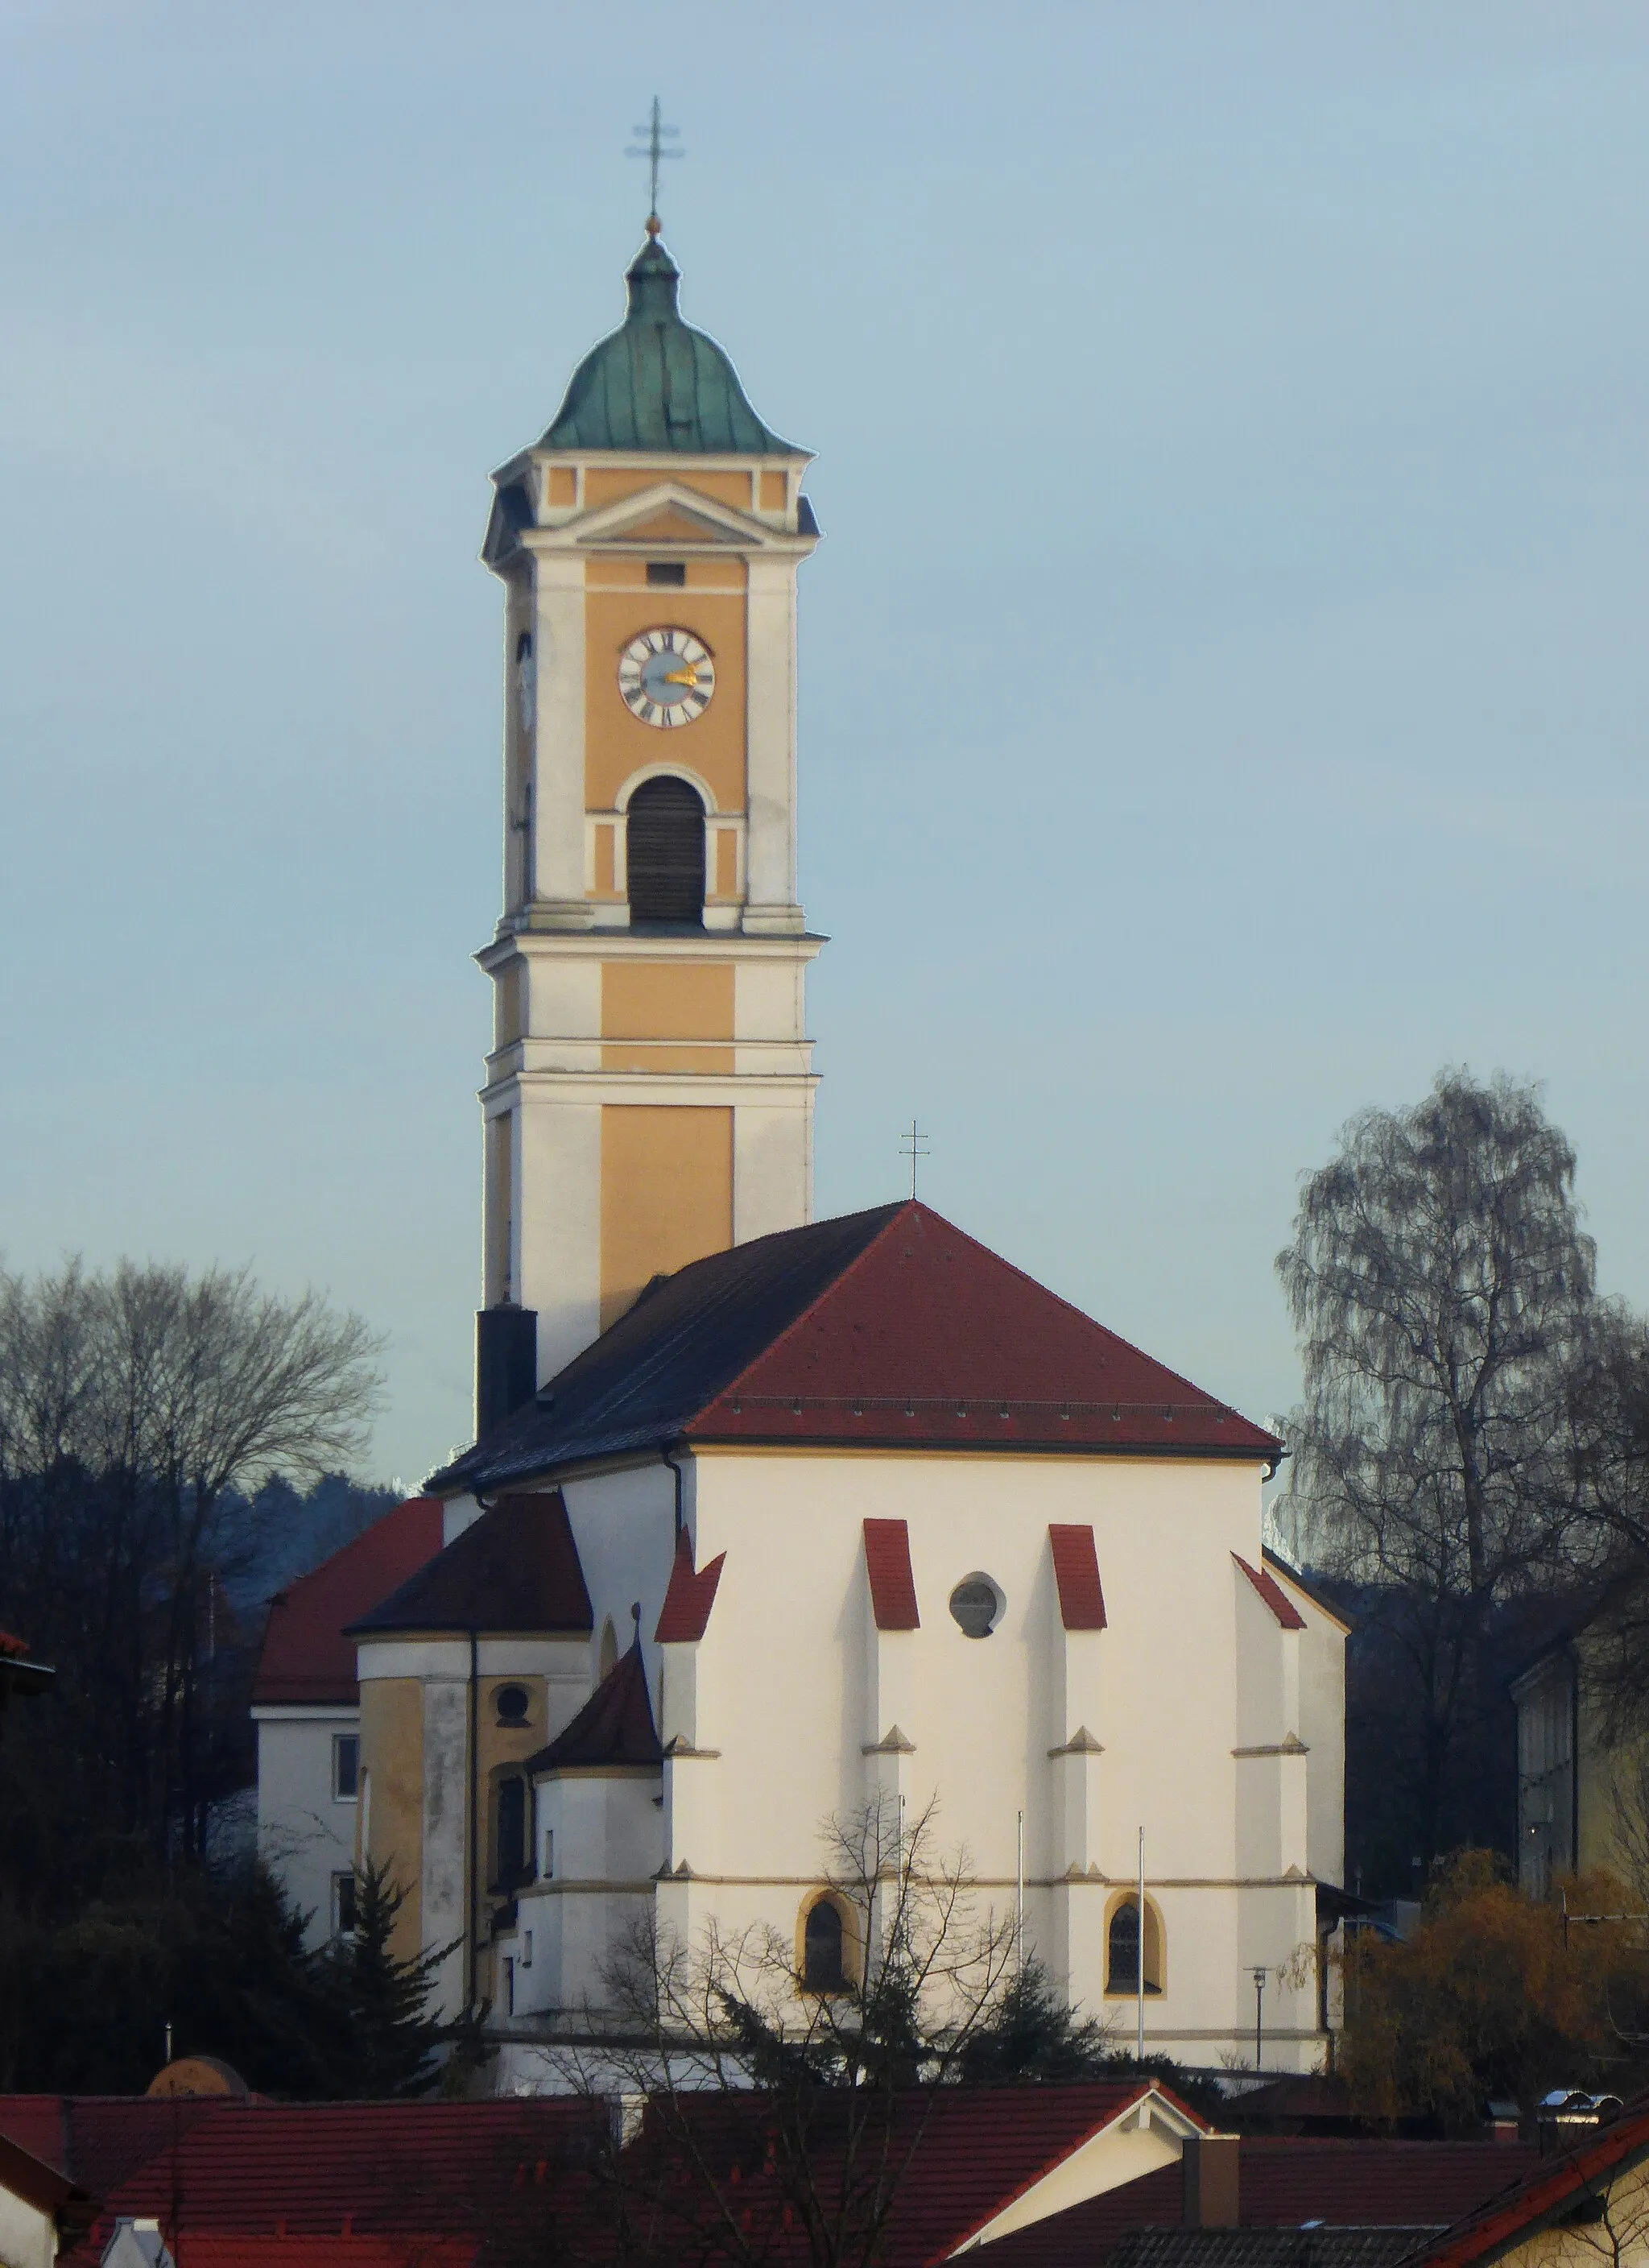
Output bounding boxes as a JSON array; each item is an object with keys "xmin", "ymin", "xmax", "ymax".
[
  {"xmin": 1276, "ymin": 1070, "xmax": 1596, "ymax": 1871},
  {"xmin": 560, "ymin": 1794, "xmax": 1027, "ymax": 2268},
  {"xmin": 0, "ymin": 1256, "xmax": 384, "ymax": 1871}
]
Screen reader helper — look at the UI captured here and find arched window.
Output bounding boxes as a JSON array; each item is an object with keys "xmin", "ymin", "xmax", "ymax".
[
  {"xmin": 495, "ymin": 1773, "xmax": 530, "ymax": 1890},
  {"xmin": 1106, "ymin": 1895, "xmax": 1163, "ymax": 1996},
  {"xmin": 802, "ymin": 1898, "xmax": 848, "ymax": 1994},
  {"xmin": 627, "ymin": 776, "xmax": 705, "ymax": 925}
]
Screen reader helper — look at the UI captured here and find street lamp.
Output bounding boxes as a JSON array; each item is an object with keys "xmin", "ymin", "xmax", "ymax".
[{"xmin": 1251, "ymin": 1965, "xmax": 1268, "ymax": 2071}]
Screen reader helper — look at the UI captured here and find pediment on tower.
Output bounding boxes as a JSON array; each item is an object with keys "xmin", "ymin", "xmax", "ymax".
[{"xmin": 569, "ymin": 480, "xmax": 783, "ymax": 551}]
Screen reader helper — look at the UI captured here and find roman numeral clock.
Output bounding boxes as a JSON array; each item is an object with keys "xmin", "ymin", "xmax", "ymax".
[{"xmin": 617, "ymin": 627, "xmax": 717, "ymax": 729}]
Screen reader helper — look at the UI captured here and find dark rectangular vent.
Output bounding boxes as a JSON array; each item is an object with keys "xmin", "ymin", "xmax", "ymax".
[{"xmin": 647, "ymin": 561, "xmax": 686, "ymax": 586}]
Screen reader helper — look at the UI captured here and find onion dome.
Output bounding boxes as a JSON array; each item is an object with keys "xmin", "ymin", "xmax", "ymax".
[{"xmin": 539, "ymin": 229, "xmax": 800, "ymax": 456}]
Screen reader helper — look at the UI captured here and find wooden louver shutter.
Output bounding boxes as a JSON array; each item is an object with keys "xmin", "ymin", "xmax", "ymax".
[{"xmin": 627, "ymin": 776, "xmax": 705, "ymax": 925}]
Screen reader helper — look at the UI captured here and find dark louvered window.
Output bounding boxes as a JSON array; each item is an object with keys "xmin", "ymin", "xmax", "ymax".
[{"xmin": 627, "ymin": 776, "xmax": 705, "ymax": 926}]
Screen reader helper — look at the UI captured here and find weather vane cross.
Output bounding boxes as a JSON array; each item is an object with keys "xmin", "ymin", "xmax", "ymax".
[
  {"xmin": 626, "ymin": 97, "xmax": 683, "ymax": 230},
  {"xmin": 899, "ymin": 1120, "xmax": 931, "ymax": 1201}
]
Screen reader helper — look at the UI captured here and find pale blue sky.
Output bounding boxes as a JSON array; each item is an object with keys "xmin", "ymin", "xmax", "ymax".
[{"xmin": 2, "ymin": 2, "xmax": 1646, "ymax": 1487}]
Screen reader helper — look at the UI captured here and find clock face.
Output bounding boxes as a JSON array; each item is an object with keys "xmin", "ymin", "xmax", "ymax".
[{"xmin": 617, "ymin": 627, "xmax": 716, "ymax": 729}]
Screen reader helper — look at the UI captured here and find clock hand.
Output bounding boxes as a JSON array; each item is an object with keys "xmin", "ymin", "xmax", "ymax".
[{"xmin": 661, "ymin": 666, "xmax": 699, "ymax": 688}]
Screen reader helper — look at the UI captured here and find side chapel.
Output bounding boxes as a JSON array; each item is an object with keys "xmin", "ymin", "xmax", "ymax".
[{"xmin": 255, "ymin": 209, "xmax": 1348, "ymax": 2080}]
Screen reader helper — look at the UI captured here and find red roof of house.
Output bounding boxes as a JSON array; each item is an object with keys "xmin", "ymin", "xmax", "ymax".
[
  {"xmin": 1406, "ymin": 2105, "xmax": 1649, "ymax": 2268},
  {"xmin": 865, "ymin": 1517, "xmax": 921, "ymax": 1630},
  {"xmin": 252, "ymin": 1500, "xmax": 444, "ymax": 1708},
  {"xmin": 654, "ymin": 1530, "xmax": 725, "ymax": 1643},
  {"xmin": 147, "ymin": 2243, "xmax": 477, "ymax": 2266},
  {"xmin": 970, "ymin": 2138, "xmax": 1544, "ymax": 2268},
  {"xmin": 0, "ymin": 2098, "xmax": 605, "ymax": 2266},
  {"xmin": 1234, "ymin": 1554, "xmax": 1307, "ymax": 1633},
  {"xmin": 0, "ymin": 1629, "xmax": 27, "ymax": 1658},
  {"xmin": 1050, "ymin": 1525, "xmax": 1107, "ymax": 1630}
]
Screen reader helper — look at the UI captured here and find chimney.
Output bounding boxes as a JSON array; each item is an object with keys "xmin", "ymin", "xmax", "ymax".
[
  {"xmin": 1184, "ymin": 2134, "xmax": 1240, "ymax": 2229},
  {"xmin": 476, "ymin": 1305, "xmax": 538, "ymax": 1437}
]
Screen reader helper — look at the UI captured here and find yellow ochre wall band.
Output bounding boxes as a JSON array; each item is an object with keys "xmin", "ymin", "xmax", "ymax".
[{"xmin": 600, "ymin": 1105, "xmax": 734, "ymax": 1326}]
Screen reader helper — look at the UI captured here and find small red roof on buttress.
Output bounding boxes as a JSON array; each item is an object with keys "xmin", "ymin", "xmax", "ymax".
[
  {"xmin": 1234, "ymin": 1553, "xmax": 1307, "ymax": 1632},
  {"xmin": 864, "ymin": 1518, "xmax": 920, "ymax": 1629},
  {"xmin": 1050, "ymin": 1525, "xmax": 1107, "ymax": 1629},
  {"xmin": 252, "ymin": 1500, "xmax": 444, "ymax": 1708},
  {"xmin": 655, "ymin": 1530, "xmax": 725, "ymax": 1643}
]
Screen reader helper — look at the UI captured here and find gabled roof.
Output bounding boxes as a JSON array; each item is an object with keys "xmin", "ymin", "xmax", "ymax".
[
  {"xmin": 346, "ymin": 1493, "xmax": 591, "ymax": 1640},
  {"xmin": 428, "ymin": 1202, "xmax": 1281, "ymax": 1496},
  {"xmin": 1403, "ymin": 2101, "xmax": 1649, "ymax": 2268},
  {"xmin": 970, "ymin": 2138, "xmax": 1544, "ymax": 2268},
  {"xmin": 528, "ymin": 1638, "xmax": 660, "ymax": 1773},
  {"xmin": 253, "ymin": 1500, "xmax": 444, "ymax": 1707}
]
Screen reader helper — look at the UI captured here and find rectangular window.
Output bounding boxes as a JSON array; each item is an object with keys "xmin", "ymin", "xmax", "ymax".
[
  {"xmin": 503, "ymin": 1956, "xmax": 515, "ymax": 2016},
  {"xmin": 522, "ymin": 1929, "xmax": 533, "ymax": 1969},
  {"xmin": 646, "ymin": 561, "xmax": 686, "ymax": 586},
  {"xmin": 543, "ymin": 1828, "xmax": 555, "ymax": 1879},
  {"xmin": 331, "ymin": 1871, "xmax": 357, "ymax": 1938},
  {"xmin": 332, "ymin": 1733, "xmax": 359, "ymax": 1802}
]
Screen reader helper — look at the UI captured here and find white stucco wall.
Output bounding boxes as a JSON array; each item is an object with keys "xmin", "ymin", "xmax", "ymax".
[
  {"xmin": 0, "ymin": 2183, "xmax": 57, "ymax": 2268},
  {"xmin": 253, "ymin": 1708, "xmax": 359, "ymax": 1949}
]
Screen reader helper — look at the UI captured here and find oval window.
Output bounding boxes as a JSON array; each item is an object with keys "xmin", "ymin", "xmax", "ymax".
[
  {"xmin": 948, "ymin": 1575, "xmax": 1002, "ymax": 1640},
  {"xmin": 495, "ymin": 1683, "xmax": 530, "ymax": 1726}
]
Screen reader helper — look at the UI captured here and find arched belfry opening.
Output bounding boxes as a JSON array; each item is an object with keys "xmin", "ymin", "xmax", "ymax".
[{"xmin": 627, "ymin": 776, "xmax": 705, "ymax": 926}]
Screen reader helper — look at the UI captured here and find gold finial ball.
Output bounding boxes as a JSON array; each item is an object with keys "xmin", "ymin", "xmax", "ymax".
[{"xmin": 644, "ymin": 213, "xmax": 662, "ymax": 238}]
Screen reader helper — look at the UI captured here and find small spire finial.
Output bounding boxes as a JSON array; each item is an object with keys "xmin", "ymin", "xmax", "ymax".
[
  {"xmin": 899, "ymin": 1120, "xmax": 931, "ymax": 1202},
  {"xmin": 626, "ymin": 97, "xmax": 683, "ymax": 230}
]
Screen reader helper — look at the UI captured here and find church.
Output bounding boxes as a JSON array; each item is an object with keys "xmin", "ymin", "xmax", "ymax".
[{"xmin": 254, "ymin": 206, "xmax": 1347, "ymax": 2080}]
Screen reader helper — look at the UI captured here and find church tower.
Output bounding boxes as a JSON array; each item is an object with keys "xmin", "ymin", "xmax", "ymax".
[{"xmin": 474, "ymin": 220, "xmax": 821, "ymax": 1420}]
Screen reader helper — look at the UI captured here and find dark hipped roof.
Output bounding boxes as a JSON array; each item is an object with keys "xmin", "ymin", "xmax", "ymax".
[
  {"xmin": 346, "ymin": 1493, "xmax": 592, "ymax": 1639},
  {"xmin": 1110, "ymin": 2235, "xmax": 1440, "ymax": 2268},
  {"xmin": 527, "ymin": 1640, "xmax": 660, "ymax": 1773},
  {"xmin": 254, "ymin": 1498, "xmax": 444, "ymax": 1707},
  {"xmin": 428, "ymin": 1202, "xmax": 1281, "ymax": 1497}
]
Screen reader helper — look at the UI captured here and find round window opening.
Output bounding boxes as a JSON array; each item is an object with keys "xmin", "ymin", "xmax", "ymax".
[
  {"xmin": 948, "ymin": 1575, "xmax": 1003, "ymax": 1640},
  {"xmin": 495, "ymin": 1683, "xmax": 531, "ymax": 1727}
]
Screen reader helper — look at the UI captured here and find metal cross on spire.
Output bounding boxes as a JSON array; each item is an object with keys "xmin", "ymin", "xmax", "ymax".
[
  {"xmin": 899, "ymin": 1120, "xmax": 931, "ymax": 1201},
  {"xmin": 626, "ymin": 97, "xmax": 683, "ymax": 232}
]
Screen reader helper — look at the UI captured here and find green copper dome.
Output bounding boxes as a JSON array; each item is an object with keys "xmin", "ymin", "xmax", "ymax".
[{"xmin": 539, "ymin": 234, "xmax": 802, "ymax": 457}]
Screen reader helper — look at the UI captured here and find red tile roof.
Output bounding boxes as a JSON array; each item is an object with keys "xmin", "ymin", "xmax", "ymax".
[
  {"xmin": 252, "ymin": 1500, "xmax": 444, "ymax": 1708},
  {"xmin": 970, "ymin": 2138, "xmax": 1544, "ymax": 2268},
  {"xmin": 155, "ymin": 2242, "xmax": 477, "ymax": 2266},
  {"xmin": 0, "ymin": 1629, "xmax": 27, "ymax": 1658},
  {"xmin": 347, "ymin": 1493, "xmax": 591, "ymax": 1640},
  {"xmin": 865, "ymin": 1518, "xmax": 920, "ymax": 1630},
  {"xmin": 0, "ymin": 2098, "xmax": 605, "ymax": 2266},
  {"xmin": 1050, "ymin": 1525, "xmax": 1107, "ymax": 1630},
  {"xmin": 1406, "ymin": 2105, "xmax": 1649, "ymax": 2268},
  {"xmin": 527, "ymin": 1639, "xmax": 660, "ymax": 1773},
  {"xmin": 695, "ymin": 1207, "xmax": 1283, "ymax": 1460},
  {"xmin": 654, "ymin": 1530, "xmax": 725, "ymax": 1643},
  {"xmin": 431, "ymin": 1203, "xmax": 1283, "ymax": 1495},
  {"xmin": 1234, "ymin": 1554, "xmax": 1306, "ymax": 1633}
]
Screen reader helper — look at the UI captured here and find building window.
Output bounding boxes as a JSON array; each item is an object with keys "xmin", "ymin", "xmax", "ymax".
[
  {"xmin": 647, "ymin": 561, "xmax": 687, "ymax": 586},
  {"xmin": 331, "ymin": 1871, "xmax": 357, "ymax": 1939},
  {"xmin": 495, "ymin": 1683, "xmax": 530, "ymax": 1728},
  {"xmin": 948, "ymin": 1575, "xmax": 1003, "ymax": 1640},
  {"xmin": 495, "ymin": 1774, "xmax": 531, "ymax": 1890},
  {"xmin": 332, "ymin": 1733, "xmax": 359, "ymax": 1802},
  {"xmin": 627, "ymin": 776, "xmax": 705, "ymax": 926},
  {"xmin": 543, "ymin": 1827, "xmax": 555, "ymax": 1879},
  {"xmin": 503, "ymin": 1956, "xmax": 516, "ymax": 2016},
  {"xmin": 1106, "ymin": 1895, "xmax": 1164, "ymax": 1996},
  {"xmin": 801, "ymin": 1897, "xmax": 849, "ymax": 1995}
]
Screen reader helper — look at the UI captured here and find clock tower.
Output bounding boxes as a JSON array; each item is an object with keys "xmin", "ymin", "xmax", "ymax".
[{"xmin": 474, "ymin": 221, "xmax": 822, "ymax": 1424}]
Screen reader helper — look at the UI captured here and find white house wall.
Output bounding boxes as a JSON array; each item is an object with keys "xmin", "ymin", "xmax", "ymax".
[{"xmin": 252, "ymin": 1709, "xmax": 359, "ymax": 1950}]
